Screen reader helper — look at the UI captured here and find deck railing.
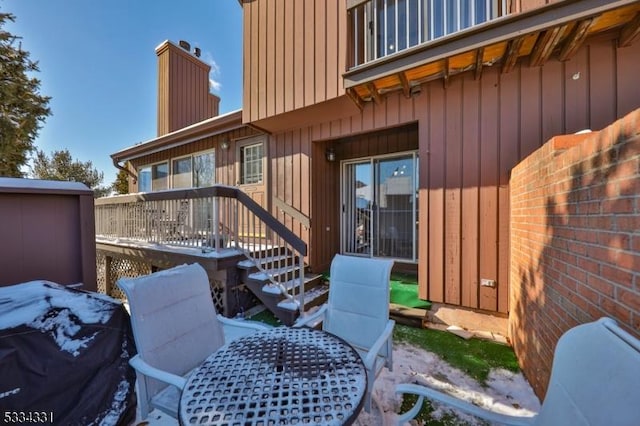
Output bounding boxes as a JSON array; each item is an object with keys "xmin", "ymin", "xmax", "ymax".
[
  {"xmin": 348, "ymin": 0, "xmax": 509, "ymax": 68},
  {"xmin": 95, "ymin": 185, "xmax": 308, "ymax": 311}
]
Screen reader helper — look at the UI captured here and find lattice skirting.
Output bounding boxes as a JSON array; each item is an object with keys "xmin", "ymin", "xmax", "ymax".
[{"xmin": 96, "ymin": 250, "xmax": 230, "ymax": 315}]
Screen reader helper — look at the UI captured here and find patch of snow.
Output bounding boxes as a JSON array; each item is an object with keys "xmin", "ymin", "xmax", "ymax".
[
  {"xmin": 262, "ymin": 283, "xmax": 282, "ymax": 295},
  {"xmin": 0, "ymin": 281, "xmax": 119, "ymax": 356},
  {"xmin": 276, "ymin": 300, "xmax": 299, "ymax": 311},
  {"xmin": 353, "ymin": 342, "xmax": 541, "ymax": 425},
  {"xmin": 90, "ymin": 379, "xmax": 131, "ymax": 426}
]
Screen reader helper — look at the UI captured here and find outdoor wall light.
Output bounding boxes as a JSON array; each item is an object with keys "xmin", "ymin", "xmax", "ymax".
[
  {"xmin": 325, "ymin": 148, "xmax": 336, "ymax": 162},
  {"xmin": 220, "ymin": 138, "xmax": 230, "ymax": 150}
]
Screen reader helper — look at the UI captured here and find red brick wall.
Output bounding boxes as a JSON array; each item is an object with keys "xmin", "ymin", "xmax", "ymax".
[{"xmin": 509, "ymin": 108, "xmax": 640, "ymax": 398}]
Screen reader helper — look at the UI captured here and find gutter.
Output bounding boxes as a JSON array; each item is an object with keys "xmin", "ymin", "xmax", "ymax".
[{"xmin": 112, "ymin": 158, "xmax": 137, "ymax": 184}]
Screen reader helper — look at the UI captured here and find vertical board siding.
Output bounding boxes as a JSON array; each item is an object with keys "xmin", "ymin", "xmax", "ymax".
[
  {"xmin": 564, "ymin": 47, "xmax": 590, "ymax": 133},
  {"xmin": 243, "ymin": 0, "xmax": 345, "ymax": 122},
  {"xmin": 461, "ymin": 74, "xmax": 481, "ymax": 308},
  {"xmin": 589, "ymin": 37, "xmax": 616, "ymax": 131},
  {"xmin": 157, "ymin": 44, "xmax": 218, "ymax": 136},
  {"xmin": 478, "ymin": 68, "xmax": 500, "ymax": 312},
  {"xmin": 241, "ymin": 21, "xmax": 637, "ymax": 314},
  {"xmin": 304, "ymin": 1, "xmax": 316, "ymax": 106},
  {"xmin": 258, "ymin": 0, "xmax": 268, "ymax": 120},
  {"xmin": 444, "ymin": 81, "xmax": 463, "ymax": 306},
  {"xmin": 267, "ymin": 0, "xmax": 277, "ymax": 119},
  {"xmin": 616, "ymin": 42, "xmax": 640, "ymax": 117},
  {"xmin": 315, "ymin": 0, "xmax": 327, "ymax": 104},
  {"xmin": 283, "ymin": 0, "xmax": 294, "ymax": 112},
  {"xmin": 427, "ymin": 85, "xmax": 446, "ymax": 303}
]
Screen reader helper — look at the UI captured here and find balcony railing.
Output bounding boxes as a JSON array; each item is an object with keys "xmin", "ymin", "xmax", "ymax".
[
  {"xmin": 95, "ymin": 185, "xmax": 308, "ymax": 312},
  {"xmin": 348, "ymin": 0, "xmax": 509, "ymax": 68}
]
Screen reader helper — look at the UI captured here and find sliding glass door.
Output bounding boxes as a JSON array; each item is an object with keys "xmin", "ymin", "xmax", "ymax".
[{"xmin": 342, "ymin": 152, "xmax": 418, "ymax": 262}]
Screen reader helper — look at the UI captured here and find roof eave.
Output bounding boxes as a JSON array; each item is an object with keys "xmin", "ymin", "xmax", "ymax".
[{"xmin": 112, "ymin": 110, "xmax": 244, "ymax": 163}]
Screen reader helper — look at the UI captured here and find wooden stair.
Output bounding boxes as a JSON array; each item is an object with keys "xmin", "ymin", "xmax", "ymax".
[{"xmin": 237, "ymin": 252, "xmax": 328, "ymax": 325}]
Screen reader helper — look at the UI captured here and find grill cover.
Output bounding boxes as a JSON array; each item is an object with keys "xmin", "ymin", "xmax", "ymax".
[{"xmin": 0, "ymin": 281, "xmax": 137, "ymax": 425}]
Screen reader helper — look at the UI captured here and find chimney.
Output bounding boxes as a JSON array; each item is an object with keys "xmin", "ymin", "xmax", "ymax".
[{"xmin": 155, "ymin": 40, "xmax": 220, "ymax": 136}]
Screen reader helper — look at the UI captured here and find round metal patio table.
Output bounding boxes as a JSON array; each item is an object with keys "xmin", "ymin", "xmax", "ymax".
[{"xmin": 179, "ymin": 326, "xmax": 367, "ymax": 426}]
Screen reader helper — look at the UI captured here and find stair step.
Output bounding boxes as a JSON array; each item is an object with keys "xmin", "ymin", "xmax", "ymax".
[
  {"xmin": 276, "ymin": 299, "xmax": 300, "ymax": 311},
  {"xmin": 237, "ymin": 254, "xmax": 297, "ymax": 270},
  {"xmin": 260, "ymin": 273, "xmax": 324, "ymax": 295},
  {"xmin": 275, "ymin": 282, "xmax": 329, "ymax": 312},
  {"xmin": 248, "ymin": 265, "xmax": 296, "ymax": 282}
]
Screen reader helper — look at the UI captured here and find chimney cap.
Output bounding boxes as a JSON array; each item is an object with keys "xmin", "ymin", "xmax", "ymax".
[{"xmin": 179, "ymin": 40, "xmax": 191, "ymax": 51}]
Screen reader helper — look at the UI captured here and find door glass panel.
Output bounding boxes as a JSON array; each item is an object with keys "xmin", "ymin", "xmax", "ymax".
[
  {"xmin": 343, "ymin": 153, "xmax": 417, "ymax": 261},
  {"xmin": 343, "ymin": 162, "xmax": 372, "ymax": 256},
  {"xmin": 373, "ymin": 155, "xmax": 414, "ymax": 260}
]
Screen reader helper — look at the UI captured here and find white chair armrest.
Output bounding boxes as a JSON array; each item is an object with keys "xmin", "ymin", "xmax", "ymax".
[
  {"xmin": 217, "ymin": 315, "xmax": 272, "ymax": 331},
  {"xmin": 363, "ymin": 319, "xmax": 395, "ymax": 370},
  {"xmin": 395, "ymin": 383, "xmax": 536, "ymax": 426},
  {"xmin": 129, "ymin": 355, "xmax": 187, "ymax": 390},
  {"xmin": 218, "ymin": 315, "xmax": 272, "ymax": 343},
  {"xmin": 293, "ymin": 304, "xmax": 328, "ymax": 328}
]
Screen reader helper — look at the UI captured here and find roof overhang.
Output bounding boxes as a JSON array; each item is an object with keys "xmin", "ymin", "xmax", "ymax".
[
  {"xmin": 111, "ymin": 110, "xmax": 244, "ymax": 163},
  {"xmin": 344, "ymin": 0, "xmax": 640, "ymax": 105}
]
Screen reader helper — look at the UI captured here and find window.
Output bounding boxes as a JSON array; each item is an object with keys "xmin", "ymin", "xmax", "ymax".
[
  {"xmin": 193, "ymin": 151, "xmax": 215, "ymax": 187},
  {"xmin": 138, "ymin": 150, "xmax": 215, "ymax": 192},
  {"xmin": 152, "ymin": 163, "xmax": 168, "ymax": 191},
  {"xmin": 172, "ymin": 157, "xmax": 192, "ymax": 189},
  {"xmin": 240, "ymin": 143, "xmax": 263, "ymax": 185},
  {"xmin": 138, "ymin": 166, "xmax": 151, "ymax": 192}
]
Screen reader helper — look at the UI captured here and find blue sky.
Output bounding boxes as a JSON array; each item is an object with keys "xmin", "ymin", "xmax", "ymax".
[{"xmin": 3, "ymin": 0, "xmax": 244, "ymax": 186}]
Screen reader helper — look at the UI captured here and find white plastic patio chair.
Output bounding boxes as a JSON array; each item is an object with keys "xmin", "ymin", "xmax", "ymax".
[
  {"xmin": 295, "ymin": 254, "xmax": 395, "ymax": 412},
  {"xmin": 396, "ymin": 317, "xmax": 640, "ymax": 426},
  {"xmin": 117, "ymin": 263, "xmax": 270, "ymax": 420}
]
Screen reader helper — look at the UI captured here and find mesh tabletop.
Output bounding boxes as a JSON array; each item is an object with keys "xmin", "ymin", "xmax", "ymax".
[{"xmin": 179, "ymin": 327, "xmax": 367, "ymax": 426}]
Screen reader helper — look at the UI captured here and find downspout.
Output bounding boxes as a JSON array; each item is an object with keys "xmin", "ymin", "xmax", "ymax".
[{"xmin": 112, "ymin": 157, "xmax": 138, "ymax": 184}]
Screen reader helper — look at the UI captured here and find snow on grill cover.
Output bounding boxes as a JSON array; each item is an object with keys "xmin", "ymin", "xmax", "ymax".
[{"xmin": 0, "ymin": 280, "xmax": 137, "ymax": 425}]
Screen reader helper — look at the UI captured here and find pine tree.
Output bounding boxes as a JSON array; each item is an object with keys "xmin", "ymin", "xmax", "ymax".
[
  {"xmin": 32, "ymin": 149, "xmax": 110, "ymax": 197},
  {"xmin": 112, "ymin": 167, "xmax": 130, "ymax": 195},
  {"xmin": 0, "ymin": 12, "xmax": 51, "ymax": 177}
]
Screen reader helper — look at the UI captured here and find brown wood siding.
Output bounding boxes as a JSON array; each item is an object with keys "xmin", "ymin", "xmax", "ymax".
[
  {"xmin": 130, "ymin": 126, "xmax": 262, "ymax": 188},
  {"xmin": 259, "ymin": 32, "xmax": 638, "ymax": 314},
  {"xmin": 157, "ymin": 42, "xmax": 219, "ymax": 136},
  {"xmin": 242, "ymin": 0, "xmax": 346, "ymax": 123}
]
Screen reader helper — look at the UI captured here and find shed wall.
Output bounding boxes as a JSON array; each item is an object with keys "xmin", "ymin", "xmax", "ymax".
[{"xmin": 0, "ymin": 183, "xmax": 96, "ymax": 290}]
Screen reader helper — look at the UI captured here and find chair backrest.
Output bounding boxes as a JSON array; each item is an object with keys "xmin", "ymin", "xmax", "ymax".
[
  {"xmin": 535, "ymin": 317, "xmax": 640, "ymax": 426},
  {"xmin": 324, "ymin": 254, "xmax": 393, "ymax": 354},
  {"xmin": 117, "ymin": 263, "xmax": 225, "ymax": 399}
]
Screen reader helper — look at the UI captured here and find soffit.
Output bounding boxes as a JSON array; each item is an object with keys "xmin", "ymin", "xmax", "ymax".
[{"xmin": 344, "ymin": 0, "xmax": 640, "ymax": 106}]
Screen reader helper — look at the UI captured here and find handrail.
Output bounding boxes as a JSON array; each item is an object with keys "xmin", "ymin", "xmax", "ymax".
[
  {"xmin": 95, "ymin": 185, "xmax": 308, "ymax": 313},
  {"xmin": 347, "ymin": 0, "xmax": 509, "ymax": 68},
  {"xmin": 273, "ymin": 196, "xmax": 311, "ymax": 229},
  {"xmin": 96, "ymin": 185, "xmax": 306, "ymax": 256}
]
